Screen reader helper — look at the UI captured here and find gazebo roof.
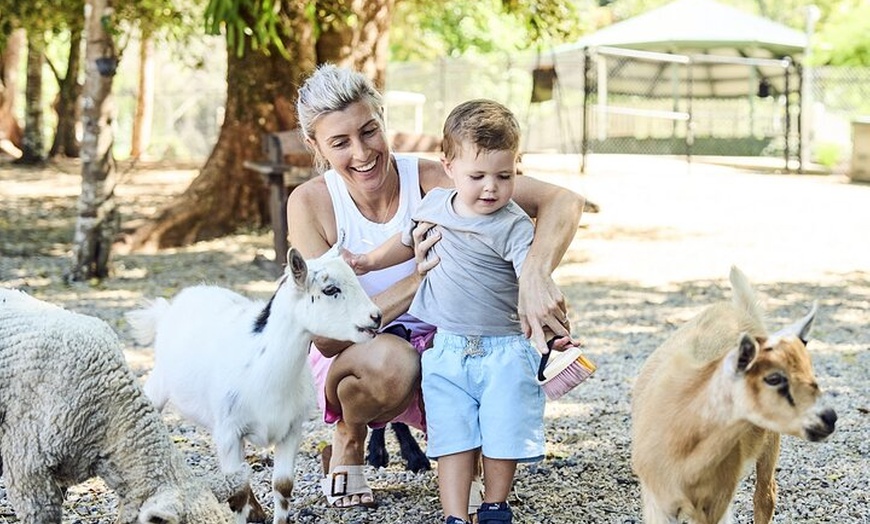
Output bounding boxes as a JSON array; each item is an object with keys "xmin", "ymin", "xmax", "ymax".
[
  {"xmin": 546, "ymin": 0, "xmax": 807, "ymax": 99},
  {"xmin": 567, "ymin": 0, "xmax": 807, "ymax": 58}
]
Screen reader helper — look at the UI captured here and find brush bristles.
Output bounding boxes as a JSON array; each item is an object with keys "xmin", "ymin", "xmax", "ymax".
[{"xmin": 541, "ymin": 354, "xmax": 597, "ymax": 401}]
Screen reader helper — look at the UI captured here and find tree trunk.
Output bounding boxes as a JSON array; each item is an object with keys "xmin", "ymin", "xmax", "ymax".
[
  {"xmin": 129, "ymin": 30, "xmax": 154, "ymax": 159},
  {"xmin": 50, "ymin": 23, "xmax": 84, "ymax": 158},
  {"xmin": 128, "ymin": 0, "xmax": 393, "ymax": 252},
  {"xmin": 68, "ymin": 0, "xmax": 119, "ymax": 282},
  {"xmin": 127, "ymin": 1, "xmax": 316, "ymax": 251},
  {"xmin": 18, "ymin": 32, "xmax": 46, "ymax": 165},
  {"xmin": 316, "ymin": 0, "xmax": 393, "ymax": 89},
  {"xmin": 0, "ymin": 29, "xmax": 25, "ymax": 157}
]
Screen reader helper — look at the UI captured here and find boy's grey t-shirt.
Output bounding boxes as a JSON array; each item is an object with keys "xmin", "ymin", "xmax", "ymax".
[{"xmin": 403, "ymin": 187, "xmax": 534, "ymax": 336}]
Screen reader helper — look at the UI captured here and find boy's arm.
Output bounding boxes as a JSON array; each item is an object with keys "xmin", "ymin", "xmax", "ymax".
[{"xmin": 345, "ymin": 232, "xmax": 414, "ymax": 275}]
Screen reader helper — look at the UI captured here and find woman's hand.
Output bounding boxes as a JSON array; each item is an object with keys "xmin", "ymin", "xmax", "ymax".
[
  {"xmin": 411, "ymin": 221, "xmax": 441, "ymax": 275},
  {"xmin": 518, "ymin": 266, "xmax": 572, "ymax": 353}
]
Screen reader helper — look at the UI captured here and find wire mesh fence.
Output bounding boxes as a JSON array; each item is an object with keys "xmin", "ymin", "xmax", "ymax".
[{"xmin": 107, "ymin": 48, "xmax": 869, "ymax": 169}]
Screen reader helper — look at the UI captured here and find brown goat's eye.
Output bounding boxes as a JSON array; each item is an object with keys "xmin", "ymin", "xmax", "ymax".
[
  {"xmin": 323, "ymin": 285, "xmax": 340, "ymax": 297},
  {"xmin": 764, "ymin": 373, "xmax": 787, "ymax": 387}
]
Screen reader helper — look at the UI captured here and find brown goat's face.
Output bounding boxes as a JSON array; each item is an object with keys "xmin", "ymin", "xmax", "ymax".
[{"xmin": 733, "ymin": 334, "xmax": 837, "ymax": 441}]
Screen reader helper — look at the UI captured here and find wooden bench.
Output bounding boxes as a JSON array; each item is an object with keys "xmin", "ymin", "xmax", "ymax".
[{"xmin": 244, "ymin": 130, "xmax": 314, "ymax": 267}]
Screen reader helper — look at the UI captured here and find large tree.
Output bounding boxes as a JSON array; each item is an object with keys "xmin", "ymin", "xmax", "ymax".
[{"xmin": 128, "ymin": 0, "xmax": 394, "ymax": 250}]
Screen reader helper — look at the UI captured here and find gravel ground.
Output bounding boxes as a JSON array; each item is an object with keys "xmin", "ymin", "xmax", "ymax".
[{"xmin": 0, "ymin": 155, "xmax": 867, "ymax": 523}]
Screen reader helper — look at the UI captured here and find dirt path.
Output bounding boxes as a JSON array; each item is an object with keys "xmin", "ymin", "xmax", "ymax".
[{"xmin": 1, "ymin": 156, "xmax": 867, "ymax": 523}]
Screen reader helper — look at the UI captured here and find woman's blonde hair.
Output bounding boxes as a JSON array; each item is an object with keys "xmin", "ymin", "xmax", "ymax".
[{"xmin": 296, "ymin": 64, "xmax": 385, "ymax": 172}]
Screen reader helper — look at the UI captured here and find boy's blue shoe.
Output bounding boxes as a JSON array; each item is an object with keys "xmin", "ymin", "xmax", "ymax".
[
  {"xmin": 477, "ymin": 502, "xmax": 512, "ymax": 523},
  {"xmin": 445, "ymin": 516, "xmax": 471, "ymax": 524}
]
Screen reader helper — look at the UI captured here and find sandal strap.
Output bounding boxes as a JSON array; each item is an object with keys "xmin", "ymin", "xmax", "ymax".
[{"xmin": 321, "ymin": 465, "xmax": 374, "ymax": 506}]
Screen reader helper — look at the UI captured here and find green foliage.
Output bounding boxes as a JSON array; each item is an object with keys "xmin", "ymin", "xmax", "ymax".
[
  {"xmin": 203, "ymin": 0, "xmax": 290, "ymax": 56},
  {"xmin": 813, "ymin": 1, "xmax": 870, "ymax": 66},
  {"xmin": 813, "ymin": 141, "xmax": 842, "ymax": 169},
  {"xmin": 390, "ymin": 0, "xmax": 586, "ymax": 61}
]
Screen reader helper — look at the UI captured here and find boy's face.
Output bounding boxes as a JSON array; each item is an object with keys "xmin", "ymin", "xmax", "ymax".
[{"xmin": 442, "ymin": 145, "xmax": 517, "ymax": 218}]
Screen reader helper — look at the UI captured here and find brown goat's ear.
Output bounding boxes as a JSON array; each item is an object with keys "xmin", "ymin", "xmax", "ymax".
[
  {"xmin": 287, "ymin": 248, "xmax": 308, "ymax": 288},
  {"xmin": 773, "ymin": 301, "xmax": 817, "ymax": 345},
  {"xmin": 736, "ymin": 333, "xmax": 758, "ymax": 372}
]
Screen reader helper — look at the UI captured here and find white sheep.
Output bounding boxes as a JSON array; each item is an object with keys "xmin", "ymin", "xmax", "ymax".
[
  {"xmin": 126, "ymin": 247, "xmax": 382, "ymax": 524},
  {"xmin": 0, "ymin": 288, "xmax": 234, "ymax": 524}
]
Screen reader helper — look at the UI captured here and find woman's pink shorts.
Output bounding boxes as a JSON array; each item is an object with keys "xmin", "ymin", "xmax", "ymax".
[{"xmin": 308, "ymin": 329, "xmax": 435, "ymax": 432}]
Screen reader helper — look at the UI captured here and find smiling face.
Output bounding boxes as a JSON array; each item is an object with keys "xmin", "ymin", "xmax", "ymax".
[
  {"xmin": 443, "ymin": 145, "xmax": 517, "ymax": 217},
  {"xmin": 308, "ymin": 101, "xmax": 391, "ymax": 193}
]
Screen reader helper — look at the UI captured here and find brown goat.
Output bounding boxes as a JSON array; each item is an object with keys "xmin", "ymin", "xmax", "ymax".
[{"xmin": 631, "ymin": 267, "xmax": 837, "ymax": 524}]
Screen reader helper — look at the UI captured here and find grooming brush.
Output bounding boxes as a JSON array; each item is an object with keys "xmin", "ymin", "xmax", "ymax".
[{"xmin": 537, "ymin": 337, "xmax": 597, "ymax": 401}]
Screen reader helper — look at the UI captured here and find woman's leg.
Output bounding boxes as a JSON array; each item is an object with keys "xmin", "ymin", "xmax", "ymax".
[{"xmin": 323, "ymin": 333, "xmax": 421, "ymax": 505}]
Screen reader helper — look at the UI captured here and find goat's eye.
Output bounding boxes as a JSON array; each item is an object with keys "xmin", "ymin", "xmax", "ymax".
[
  {"xmin": 323, "ymin": 285, "xmax": 340, "ymax": 297},
  {"xmin": 764, "ymin": 373, "xmax": 787, "ymax": 387}
]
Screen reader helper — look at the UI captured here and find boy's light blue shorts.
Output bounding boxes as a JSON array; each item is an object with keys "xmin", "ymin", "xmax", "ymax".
[{"xmin": 421, "ymin": 332, "xmax": 545, "ymax": 462}]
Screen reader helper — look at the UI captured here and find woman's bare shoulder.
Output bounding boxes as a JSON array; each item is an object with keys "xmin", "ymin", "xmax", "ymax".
[
  {"xmin": 287, "ymin": 175, "xmax": 336, "ymax": 246},
  {"xmin": 289, "ymin": 175, "xmax": 329, "ymax": 208},
  {"xmin": 417, "ymin": 156, "xmax": 451, "ymax": 192}
]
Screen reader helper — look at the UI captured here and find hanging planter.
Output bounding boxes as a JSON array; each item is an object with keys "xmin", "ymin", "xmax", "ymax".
[{"xmin": 96, "ymin": 57, "xmax": 117, "ymax": 77}]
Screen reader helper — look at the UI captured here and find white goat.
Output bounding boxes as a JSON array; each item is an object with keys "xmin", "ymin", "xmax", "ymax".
[
  {"xmin": 126, "ymin": 247, "xmax": 382, "ymax": 524},
  {"xmin": 0, "ymin": 288, "xmax": 233, "ymax": 524}
]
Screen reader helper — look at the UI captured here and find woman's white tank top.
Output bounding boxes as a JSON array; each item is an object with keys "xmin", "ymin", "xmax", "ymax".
[{"xmin": 324, "ymin": 154, "xmax": 429, "ymax": 334}]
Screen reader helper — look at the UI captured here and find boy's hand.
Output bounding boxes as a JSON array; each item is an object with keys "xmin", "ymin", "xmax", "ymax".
[{"xmin": 340, "ymin": 248, "xmax": 370, "ymax": 276}]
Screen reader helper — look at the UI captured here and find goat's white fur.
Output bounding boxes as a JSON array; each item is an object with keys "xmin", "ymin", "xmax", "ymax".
[
  {"xmin": 126, "ymin": 247, "xmax": 381, "ymax": 523},
  {"xmin": 0, "ymin": 288, "xmax": 233, "ymax": 524}
]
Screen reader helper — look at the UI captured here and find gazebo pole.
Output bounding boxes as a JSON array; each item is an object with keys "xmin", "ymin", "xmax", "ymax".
[
  {"xmin": 784, "ymin": 58, "xmax": 791, "ymax": 173},
  {"xmin": 687, "ymin": 58, "xmax": 694, "ymax": 165},
  {"xmin": 581, "ymin": 48, "xmax": 590, "ymax": 174}
]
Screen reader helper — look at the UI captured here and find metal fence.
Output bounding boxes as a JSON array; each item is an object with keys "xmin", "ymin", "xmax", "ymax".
[{"xmin": 109, "ymin": 49, "xmax": 869, "ymax": 168}]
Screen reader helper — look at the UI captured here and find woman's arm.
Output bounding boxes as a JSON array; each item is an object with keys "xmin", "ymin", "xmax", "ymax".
[{"xmin": 510, "ymin": 175, "xmax": 586, "ymax": 352}]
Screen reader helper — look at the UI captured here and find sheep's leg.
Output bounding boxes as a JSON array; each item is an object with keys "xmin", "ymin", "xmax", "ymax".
[
  {"xmin": 215, "ymin": 430, "xmax": 265, "ymax": 524},
  {"xmin": 366, "ymin": 427, "xmax": 389, "ymax": 468},
  {"xmin": 4, "ymin": 469, "xmax": 63, "ymax": 523},
  {"xmin": 753, "ymin": 432, "xmax": 780, "ymax": 524},
  {"xmin": 393, "ymin": 422, "xmax": 430, "ymax": 472},
  {"xmin": 271, "ymin": 429, "xmax": 304, "ymax": 523}
]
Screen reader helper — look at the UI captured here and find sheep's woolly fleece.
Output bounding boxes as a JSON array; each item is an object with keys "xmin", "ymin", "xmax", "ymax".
[
  {"xmin": 0, "ymin": 157, "xmax": 867, "ymax": 523},
  {"xmin": 0, "ymin": 288, "xmax": 233, "ymax": 523}
]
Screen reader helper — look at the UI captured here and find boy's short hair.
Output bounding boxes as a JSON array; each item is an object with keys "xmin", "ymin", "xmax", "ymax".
[{"xmin": 442, "ymin": 99, "xmax": 520, "ymax": 161}]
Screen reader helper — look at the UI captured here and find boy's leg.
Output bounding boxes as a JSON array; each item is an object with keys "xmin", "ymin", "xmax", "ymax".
[
  {"xmin": 477, "ymin": 459, "xmax": 516, "ymax": 523},
  {"xmin": 437, "ymin": 450, "xmax": 477, "ymax": 521},
  {"xmin": 481, "ymin": 457, "xmax": 517, "ymax": 503}
]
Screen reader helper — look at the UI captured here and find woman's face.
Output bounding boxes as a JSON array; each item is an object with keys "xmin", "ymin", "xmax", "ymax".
[{"xmin": 310, "ymin": 101, "xmax": 390, "ymax": 192}]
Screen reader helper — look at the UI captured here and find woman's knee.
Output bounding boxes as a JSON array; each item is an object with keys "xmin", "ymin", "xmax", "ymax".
[{"xmin": 329, "ymin": 335, "xmax": 420, "ymax": 412}]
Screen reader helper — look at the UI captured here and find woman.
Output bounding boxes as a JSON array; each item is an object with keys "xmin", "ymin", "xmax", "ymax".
[{"xmin": 288, "ymin": 64, "xmax": 585, "ymax": 509}]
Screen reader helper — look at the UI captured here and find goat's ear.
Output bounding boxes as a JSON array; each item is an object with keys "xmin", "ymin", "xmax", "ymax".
[
  {"xmin": 773, "ymin": 301, "xmax": 817, "ymax": 345},
  {"xmin": 321, "ymin": 230, "xmax": 346, "ymax": 260},
  {"xmin": 735, "ymin": 333, "xmax": 758, "ymax": 372},
  {"xmin": 287, "ymin": 248, "xmax": 308, "ymax": 288},
  {"xmin": 138, "ymin": 488, "xmax": 181, "ymax": 524}
]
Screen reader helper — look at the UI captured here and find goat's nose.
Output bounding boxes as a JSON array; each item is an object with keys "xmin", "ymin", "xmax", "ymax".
[
  {"xmin": 821, "ymin": 408, "xmax": 838, "ymax": 430},
  {"xmin": 372, "ymin": 312, "xmax": 382, "ymax": 328}
]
